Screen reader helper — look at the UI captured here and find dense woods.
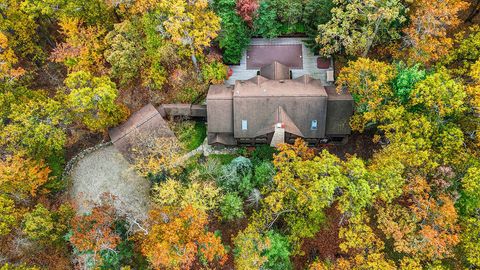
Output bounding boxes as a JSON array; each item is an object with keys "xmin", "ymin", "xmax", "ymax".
[{"xmin": 1, "ymin": 0, "xmax": 480, "ymax": 269}]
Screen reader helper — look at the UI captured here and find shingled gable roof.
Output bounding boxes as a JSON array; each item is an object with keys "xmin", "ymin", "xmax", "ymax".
[
  {"xmin": 255, "ymin": 106, "xmax": 304, "ymax": 137},
  {"xmin": 260, "ymin": 61, "xmax": 290, "ymax": 80}
]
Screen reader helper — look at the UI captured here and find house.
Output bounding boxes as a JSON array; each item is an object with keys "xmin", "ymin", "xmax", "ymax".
[{"xmin": 206, "ymin": 61, "xmax": 353, "ymax": 146}]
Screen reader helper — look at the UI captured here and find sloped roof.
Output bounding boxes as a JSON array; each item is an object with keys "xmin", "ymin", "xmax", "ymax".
[
  {"xmin": 260, "ymin": 61, "xmax": 290, "ymax": 80},
  {"xmin": 255, "ymin": 106, "xmax": 304, "ymax": 137},
  {"xmin": 108, "ymin": 104, "xmax": 176, "ymax": 156}
]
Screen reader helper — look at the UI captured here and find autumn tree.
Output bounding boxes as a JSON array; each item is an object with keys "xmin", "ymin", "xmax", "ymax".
[
  {"xmin": 151, "ymin": 178, "xmax": 222, "ymax": 211},
  {"xmin": 0, "ymin": 93, "xmax": 69, "ymax": 159},
  {"xmin": 336, "ymin": 58, "xmax": 396, "ymax": 131},
  {"xmin": 458, "ymin": 165, "xmax": 480, "ymax": 267},
  {"xmin": 0, "ymin": 32, "xmax": 25, "ymax": 82},
  {"xmin": 392, "ymin": 0, "xmax": 469, "ymax": 64},
  {"xmin": 236, "ymin": 0, "xmax": 259, "ymax": 25},
  {"xmin": 316, "ymin": 0, "xmax": 406, "ymax": 57},
  {"xmin": 50, "ymin": 18, "xmax": 107, "ymax": 74},
  {"xmin": 104, "ymin": 20, "xmax": 143, "ymax": 87},
  {"xmin": 140, "ymin": 205, "xmax": 227, "ymax": 269},
  {"xmin": 0, "ymin": 195, "xmax": 16, "ymax": 236},
  {"xmin": 68, "ymin": 203, "xmax": 121, "ymax": 268},
  {"xmin": 22, "ymin": 203, "xmax": 74, "ymax": 245},
  {"xmin": 0, "ymin": 155, "xmax": 50, "ymax": 201},
  {"xmin": 65, "ymin": 71, "xmax": 129, "ymax": 132},
  {"xmin": 377, "ymin": 175, "xmax": 460, "ymax": 262}
]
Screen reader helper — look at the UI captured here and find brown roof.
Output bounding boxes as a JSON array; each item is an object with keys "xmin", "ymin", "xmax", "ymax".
[
  {"xmin": 255, "ymin": 106, "xmax": 304, "ymax": 137},
  {"xmin": 206, "ymin": 84, "xmax": 233, "ymax": 100},
  {"xmin": 246, "ymin": 44, "xmax": 303, "ymax": 69},
  {"xmin": 260, "ymin": 61, "xmax": 290, "ymax": 80},
  {"xmin": 108, "ymin": 104, "xmax": 175, "ymax": 156},
  {"xmin": 234, "ymin": 76, "xmax": 327, "ymax": 97}
]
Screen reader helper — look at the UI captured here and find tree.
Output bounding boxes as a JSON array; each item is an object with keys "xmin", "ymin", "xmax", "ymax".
[
  {"xmin": 0, "ymin": 195, "xmax": 16, "ymax": 236},
  {"xmin": 154, "ymin": 0, "xmax": 220, "ymax": 58},
  {"xmin": 201, "ymin": 59, "xmax": 228, "ymax": 84},
  {"xmin": 0, "ymin": 155, "xmax": 50, "ymax": 201},
  {"xmin": 104, "ymin": 20, "xmax": 143, "ymax": 87},
  {"xmin": 410, "ymin": 68, "xmax": 466, "ymax": 119},
  {"xmin": 217, "ymin": 156, "xmax": 256, "ymax": 197},
  {"xmin": 50, "ymin": 17, "xmax": 107, "ymax": 74},
  {"xmin": 260, "ymin": 140, "xmax": 338, "ymax": 244},
  {"xmin": 22, "ymin": 203, "xmax": 74, "ymax": 244},
  {"xmin": 391, "ymin": 63, "xmax": 426, "ymax": 104},
  {"xmin": 458, "ymin": 166, "xmax": 480, "ymax": 267},
  {"xmin": 0, "ymin": 32, "xmax": 25, "ymax": 82},
  {"xmin": 262, "ymin": 231, "xmax": 292, "ymax": 270},
  {"xmin": 336, "ymin": 58, "xmax": 396, "ymax": 131},
  {"xmin": 253, "ymin": 0, "xmax": 283, "ymax": 39},
  {"xmin": 216, "ymin": 7, "xmax": 251, "ymax": 63},
  {"xmin": 151, "ymin": 179, "xmax": 222, "ymax": 211},
  {"xmin": 392, "ymin": 0, "xmax": 469, "ymax": 64},
  {"xmin": 65, "ymin": 71, "xmax": 129, "ymax": 132},
  {"xmin": 141, "ymin": 205, "xmax": 227, "ymax": 269},
  {"xmin": 0, "ymin": 93, "xmax": 69, "ymax": 159},
  {"xmin": 69, "ymin": 203, "xmax": 121, "ymax": 268},
  {"xmin": 442, "ymin": 26, "xmax": 480, "ymax": 76},
  {"xmin": 236, "ymin": 0, "xmax": 259, "ymax": 25},
  {"xmin": 377, "ymin": 176, "xmax": 460, "ymax": 261},
  {"xmin": 316, "ymin": 0, "xmax": 406, "ymax": 57},
  {"xmin": 233, "ymin": 226, "xmax": 270, "ymax": 269}
]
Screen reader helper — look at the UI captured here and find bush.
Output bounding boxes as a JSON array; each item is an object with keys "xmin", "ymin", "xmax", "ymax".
[
  {"xmin": 201, "ymin": 60, "xmax": 228, "ymax": 84},
  {"xmin": 217, "ymin": 157, "xmax": 254, "ymax": 197},
  {"xmin": 254, "ymin": 161, "xmax": 275, "ymax": 187},
  {"xmin": 263, "ymin": 231, "xmax": 293, "ymax": 270},
  {"xmin": 251, "ymin": 144, "xmax": 277, "ymax": 163},
  {"xmin": 220, "ymin": 193, "xmax": 245, "ymax": 221}
]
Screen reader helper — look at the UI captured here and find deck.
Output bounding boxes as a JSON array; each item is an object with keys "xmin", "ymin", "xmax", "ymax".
[{"xmin": 226, "ymin": 37, "xmax": 334, "ymax": 85}]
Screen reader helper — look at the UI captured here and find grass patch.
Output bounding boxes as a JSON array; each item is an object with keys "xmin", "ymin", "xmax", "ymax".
[{"xmin": 171, "ymin": 121, "xmax": 207, "ymax": 152}]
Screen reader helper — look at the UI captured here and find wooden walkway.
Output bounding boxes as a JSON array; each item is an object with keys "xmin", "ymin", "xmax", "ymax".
[{"xmin": 226, "ymin": 37, "xmax": 334, "ymax": 86}]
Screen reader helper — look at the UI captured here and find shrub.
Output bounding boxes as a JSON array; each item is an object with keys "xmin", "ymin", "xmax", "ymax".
[
  {"xmin": 220, "ymin": 193, "xmax": 245, "ymax": 221},
  {"xmin": 254, "ymin": 161, "xmax": 275, "ymax": 187},
  {"xmin": 217, "ymin": 156, "xmax": 254, "ymax": 197},
  {"xmin": 251, "ymin": 144, "xmax": 277, "ymax": 163},
  {"xmin": 151, "ymin": 179, "xmax": 222, "ymax": 211},
  {"xmin": 263, "ymin": 231, "xmax": 293, "ymax": 270},
  {"xmin": 201, "ymin": 60, "xmax": 228, "ymax": 84}
]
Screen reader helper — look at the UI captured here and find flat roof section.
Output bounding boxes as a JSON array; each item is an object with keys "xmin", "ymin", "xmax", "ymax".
[{"xmin": 246, "ymin": 44, "xmax": 303, "ymax": 69}]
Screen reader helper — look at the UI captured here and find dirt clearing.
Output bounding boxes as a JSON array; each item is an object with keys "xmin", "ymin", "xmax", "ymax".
[{"xmin": 68, "ymin": 145, "xmax": 150, "ymax": 220}]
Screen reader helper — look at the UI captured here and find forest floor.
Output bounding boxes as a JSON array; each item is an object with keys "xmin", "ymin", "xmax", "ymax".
[{"xmin": 68, "ymin": 145, "xmax": 151, "ymax": 220}]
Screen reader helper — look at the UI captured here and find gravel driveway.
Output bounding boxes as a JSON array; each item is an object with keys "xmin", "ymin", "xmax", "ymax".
[{"xmin": 69, "ymin": 145, "xmax": 150, "ymax": 220}]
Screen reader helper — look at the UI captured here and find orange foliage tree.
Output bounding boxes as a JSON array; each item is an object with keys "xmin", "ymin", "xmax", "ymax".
[
  {"xmin": 68, "ymin": 204, "xmax": 121, "ymax": 267},
  {"xmin": 0, "ymin": 155, "xmax": 50, "ymax": 201},
  {"xmin": 140, "ymin": 205, "xmax": 227, "ymax": 269},
  {"xmin": 392, "ymin": 0, "xmax": 469, "ymax": 64},
  {"xmin": 377, "ymin": 175, "xmax": 460, "ymax": 261}
]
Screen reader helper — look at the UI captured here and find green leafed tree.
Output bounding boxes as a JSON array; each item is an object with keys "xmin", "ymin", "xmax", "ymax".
[
  {"xmin": 65, "ymin": 71, "xmax": 129, "ymax": 132},
  {"xmin": 105, "ymin": 20, "xmax": 143, "ymax": 87},
  {"xmin": 316, "ymin": 0, "xmax": 406, "ymax": 57}
]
